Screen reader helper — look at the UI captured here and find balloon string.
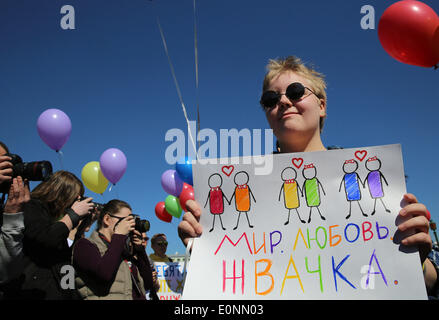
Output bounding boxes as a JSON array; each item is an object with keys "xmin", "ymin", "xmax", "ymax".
[
  {"xmin": 193, "ymin": 0, "xmax": 201, "ymax": 151},
  {"xmin": 115, "ymin": 187, "xmax": 120, "ymax": 199},
  {"xmin": 108, "ymin": 184, "xmax": 120, "ymax": 199},
  {"xmin": 170, "ymin": 218, "xmax": 179, "ymax": 227},
  {"xmin": 56, "ymin": 150, "xmax": 64, "ymax": 170},
  {"xmin": 150, "ymin": 2, "xmax": 198, "ymax": 159}
]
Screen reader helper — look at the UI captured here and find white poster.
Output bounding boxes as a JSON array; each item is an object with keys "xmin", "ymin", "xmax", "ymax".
[
  {"xmin": 182, "ymin": 144, "xmax": 428, "ymax": 300},
  {"xmin": 153, "ymin": 262, "xmax": 185, "ymax": 300}
]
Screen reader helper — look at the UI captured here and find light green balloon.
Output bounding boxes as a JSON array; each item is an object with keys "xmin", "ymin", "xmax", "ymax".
[{"xmin": 165, "ymin": 195, "xmax": 182, "ymax": 218}]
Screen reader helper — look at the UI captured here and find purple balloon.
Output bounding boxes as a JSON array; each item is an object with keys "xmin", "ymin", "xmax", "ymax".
[
  {"xmin": 37, "ymin": 109, "xmax": 72, "ymax": 152},
  {"xmin": 161, "ymin": 169, "xmax": 184, "ymax": 197},
  {"xmin": 99, "ymin": 148, "xmax": 127, "ymax": 185}
]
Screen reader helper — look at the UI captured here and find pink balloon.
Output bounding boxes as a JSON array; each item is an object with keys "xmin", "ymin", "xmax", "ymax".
[{"xmin": 37, "ymin": 109, "xmax": 72, "ymax": 152}]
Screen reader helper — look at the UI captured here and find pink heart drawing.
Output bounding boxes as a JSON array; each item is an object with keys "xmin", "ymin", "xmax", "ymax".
[
  {"xmin": 354, "ymin": 150, "xmax": 368, "ymax": 162},
  {"xmin": 291, "ymin": 158, "xmax": 304, "ymax": 169},
  {"xmin": 221, "ymin": 165, "xmax": 234, "ymax": 177}
]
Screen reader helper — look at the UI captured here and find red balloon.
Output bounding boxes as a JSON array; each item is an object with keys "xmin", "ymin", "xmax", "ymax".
[
  {"xmin": 155, "ymin": 201, "xmax": 172, "ymax": 223},
  {"xmin": 378, "ymin": 0, "xmax": 439, "ymax": 68},
  {"xmin": 179, "ymin": 183, "xmax": 195, "ymax": 212}
]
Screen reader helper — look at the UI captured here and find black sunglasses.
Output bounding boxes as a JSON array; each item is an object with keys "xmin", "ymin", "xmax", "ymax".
[
  {"xmin": 260, "ymin": 82, "xmax": 318, "ymax": 109},
  {"xmin": 108, "ymin": 213, "xmax": 133, "ymax": 221}
]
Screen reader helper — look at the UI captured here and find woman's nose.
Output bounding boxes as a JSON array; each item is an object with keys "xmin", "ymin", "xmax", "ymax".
[{"xmin": 278, "ymin": 93, "xmax": 292, "ymax": 108}]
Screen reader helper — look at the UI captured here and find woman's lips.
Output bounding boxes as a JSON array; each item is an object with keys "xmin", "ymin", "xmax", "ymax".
[{"xmin": 280, "ymin": 112, "xmax": 300, "ymax": 120}]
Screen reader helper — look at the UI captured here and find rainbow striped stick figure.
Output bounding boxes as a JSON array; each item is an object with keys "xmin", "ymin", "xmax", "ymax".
[
  {"xmin": 279, "ymin": 167, "xmax": 305, "ymax": 225},
  {"xmin": 364, "ymin": 156, "xmax": 390, "ymax": 215},
  {"xmin": 301, "ymin": 163, "xmax": 326, "ymax": 223},
  {"xmin": 339, "ymin": 159, "xmax": 367, "ymax": 219},
  {"xmin": 229, "ymin": 171, "xmax": 256, "ymax": 230}
]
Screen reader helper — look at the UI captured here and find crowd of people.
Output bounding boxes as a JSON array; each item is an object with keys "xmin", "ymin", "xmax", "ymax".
[
  {"xmin": 0, "ymin": 142, "xmax": 174, "ymax": 300},
  {"xmin": 1, "ymin": 55, "xmax": 439, "ymax": 300}
]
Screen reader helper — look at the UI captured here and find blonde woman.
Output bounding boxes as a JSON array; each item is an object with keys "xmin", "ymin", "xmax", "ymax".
[{"xmin": 178, "ymin": 56, "xmax": 435, "ymax": 296}]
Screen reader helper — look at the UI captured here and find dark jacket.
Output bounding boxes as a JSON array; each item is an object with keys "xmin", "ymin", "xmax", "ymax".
[{"xmin": 18, "ymin": 199, "xmax": 76, "ymax": 300}]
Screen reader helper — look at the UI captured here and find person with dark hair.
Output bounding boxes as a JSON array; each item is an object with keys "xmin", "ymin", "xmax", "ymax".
[
  {"xmin": 19, "ymin": 170, "xmax": 94, "ymax": 299},
  {"xmin": 0, "ymin": 142, "xmax": 30, "ymax": 299},
  {"xmin": 72, "ymin": 199, "xmax": 158, "ymax": 300},
  {"xmin": 132, "ymin": 230, "xmax": 160, "ymax": 299},
  {"xmin": 0, "ymin": 141, "xmax": 9, "ymax": 155}
]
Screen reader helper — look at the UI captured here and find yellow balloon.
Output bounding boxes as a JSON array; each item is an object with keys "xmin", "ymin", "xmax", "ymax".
[{"xmin": 81, "ymin": 161, "xmax": 109, "ymax": 194}]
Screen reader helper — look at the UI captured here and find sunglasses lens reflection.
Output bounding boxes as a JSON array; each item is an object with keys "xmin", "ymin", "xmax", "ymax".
[
  {"xmin": 286, "ymin": 82, "xmax": 305, "ymax": 101},
  {"xmin": 261, "ymin": 91, "xmax": 280, "ymax": 109},
  {"xmin": 261, "ymin": 82, "xmax": 307, "ymax": 109}
]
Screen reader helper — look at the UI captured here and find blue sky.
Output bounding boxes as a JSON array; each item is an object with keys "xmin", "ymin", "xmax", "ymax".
[{"xmin": 1, "ymin": 0, "xmax": 439, "ymax": 255}]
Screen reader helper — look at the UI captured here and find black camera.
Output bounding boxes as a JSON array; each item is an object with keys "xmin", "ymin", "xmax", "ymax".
[
  {"xmin": 133, "ymin": 214, "xmax": 150, "ymax": 234},
  {"xmin": 0, "ymin": 153, "xmax": 53, "ymax": 194},
  {"xmin": 79, "ymin": 196, "xmax": 104, "ymax": 213},
  {"xmin": 73, "ymin": 197, "xmax": 104, "ymax": 243}
]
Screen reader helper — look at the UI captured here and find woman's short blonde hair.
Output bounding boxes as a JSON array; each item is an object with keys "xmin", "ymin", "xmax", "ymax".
[{"xmin": 262, "ymin": 56, "xmax": 327, "ymax": 131}]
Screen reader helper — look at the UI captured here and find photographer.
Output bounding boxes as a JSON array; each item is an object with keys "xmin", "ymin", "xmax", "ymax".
[
  {"xmin": 0, "ymin": 142, "xmax": 30, "ymax": 299},
  {"xmin": 132, "ymin": 230, "xmax": 159, "ymax": 300},
  {"xmin": 67, "ymin": 204, "xmax": 100, "ymax": 248},
  {"xmin": 20, "ymin": 170, "xmax": 94, "ymax": 300},
  {"xmin": 72, "ymin": 199, "xmax": 157, "ymax": 300}
]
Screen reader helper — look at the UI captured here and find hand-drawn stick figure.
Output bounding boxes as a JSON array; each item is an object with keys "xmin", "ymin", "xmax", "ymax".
[
  {"xmin": 301, "ymin": 163, "xmax": 326, "ymax": 223},
  {"xmin": 339, "ymin": 159, "xmax": 367, "ymax": 219},
  {"xmin": 204, "ymin": 173, "xmax": 229, "ymax": 232},
  {"xmin": 279, "ymin": 167, "xmax": 305, "ymax": 225},
  {"xmin": 229, "ymin": 171, "xmax": 256, "ymax": 230},
  {"xmin": 364, "ymin": 156, "xmax": 390, "ymax": 215}
]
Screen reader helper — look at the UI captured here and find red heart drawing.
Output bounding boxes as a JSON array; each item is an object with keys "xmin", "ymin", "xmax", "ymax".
[
  {"xmin": 291, "ymin": 158, "xmax": 304, "ymax": 169},
  {"xmin": 221, "ymin": 165, "xmax": 234, "ymax": 177},
  {"xmin": 354, "ymin": 150, "xmax": 367, "ymax": 162}
]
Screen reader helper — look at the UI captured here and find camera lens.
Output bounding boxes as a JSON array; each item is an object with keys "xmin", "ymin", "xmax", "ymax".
[
  {"xmin": 134, "ymin": 216, "xmax": 150, "ymax": 233},
  {"xmin": 21, "ymin": 161, "xmax": 53, "ymax": 181}
]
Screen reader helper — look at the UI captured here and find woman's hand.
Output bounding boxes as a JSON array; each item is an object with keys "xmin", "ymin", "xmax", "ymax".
[
  {"xmin": 0, "ymin": 155, "xmax": 13, "ymax": 183},
  {"xmin": 398, "ymin": 193, "xmax": 432, "ymax": 263},
  {"xmin": 71, "ymin": 197, "xmax": 94, "ymax": 217},
  {"xmin": 114, "ymin": 215, "xmax": 135, "ymax": 236},
  {"xmin": 3, "ymin": 176, "xmax": 30, "ymax": 213},
  {"xmin": 178, "ymin": 200, "xmax": 203, "ymax": 247},
  {"xmin": 153, "ymin": 270, "xmax": 160, "ymax": 291},
  {"xmin": 132, "ymin": 230, "xmax": 143, "ymax": 247}
]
